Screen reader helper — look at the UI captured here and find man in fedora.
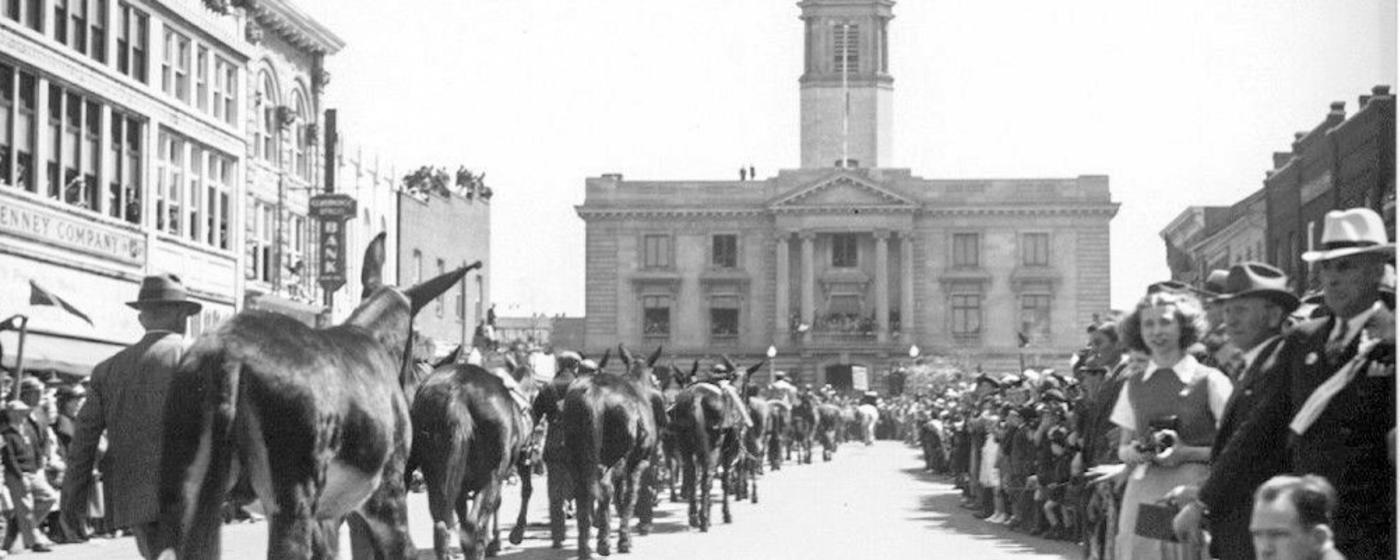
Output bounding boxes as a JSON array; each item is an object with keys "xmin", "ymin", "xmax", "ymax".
[
  {"xmin": 1281, "ymin": 207, "xmax": 1395, "ymax": 559},
  {"xmin": 1171, "ymin": 262, "xmax": 1298, "ymax": 560},
  {"xmin": 59, "ymin": 274, "xmax": 201, "ymax": 559}
]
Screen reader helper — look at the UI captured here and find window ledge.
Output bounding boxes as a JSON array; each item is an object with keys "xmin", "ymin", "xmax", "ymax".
[
  {"xmin": 938, "ymin": 269, "xmax": 991, "ymax": 290},
  {"xmin": 1010, "ymin": 267, "xmax": 1062, "ymax": 291}
]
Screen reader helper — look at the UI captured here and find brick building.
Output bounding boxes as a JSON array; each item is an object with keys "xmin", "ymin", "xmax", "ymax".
[
  {"xmin": 577, "ymin": 0, "xmax": 1117, "ymax": 389},
  {"xmin": 397, "ymin": 185, "xmax": 490, "ymax": 354}
]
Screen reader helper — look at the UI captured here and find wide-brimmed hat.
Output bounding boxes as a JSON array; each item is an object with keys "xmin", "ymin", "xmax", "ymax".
[
  {"xmin": 1202, "ymin": 269, "xmax": 1230, "ymax": 299},
  {"xmin": 1213, "ymin": 262, "xmax": 1300, "ymax": 312},
  {"xmin": 1301, "ymin": 208, "xmax": 1395, "ymax": 262},
  {"xmin": 127, "ymin": 274, "xmax": 202, "ymax": 313},
  {"xmin": 2, "ymin": 400, "xmax": 30, "ymax": 413}
]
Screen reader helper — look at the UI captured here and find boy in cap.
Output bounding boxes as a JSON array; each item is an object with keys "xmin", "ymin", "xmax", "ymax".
[
  {"xmin": 60, "ymin": 274, "xmax": 201, "ymax": 559},
  {"xmin": 1, "ymin": 399, "xmax": 51, "ymax": 552}
]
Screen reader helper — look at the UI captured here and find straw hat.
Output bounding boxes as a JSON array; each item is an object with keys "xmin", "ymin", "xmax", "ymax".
[{"xmin": 1301, "ymin": 208, "xmax": 1395, "ymax": 262}]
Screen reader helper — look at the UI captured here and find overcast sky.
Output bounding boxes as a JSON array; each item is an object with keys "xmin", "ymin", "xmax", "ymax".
[{"xmin": 297, "ymin": 0, "xmax": 1396, "ymax": 317}]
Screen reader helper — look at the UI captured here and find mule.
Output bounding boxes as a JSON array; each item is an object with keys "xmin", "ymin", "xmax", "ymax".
[
  {"xmin": 764, "ymin": 399, "xmax": 791, "ymax": 471},
  {"xmin": 559, "ymin": 345, "xmax": 662, "ymax": 559},
  {"xmin": 158, "ymin": 233, "xmax": 475, "ymax": 559},
  {"xmin": 408, "ymin": 361, "xmax": 533, "ymax": 560},
  {"xmin": 816, "ymin": 402, "xmax": 844, "ymax": 462},
  {"xmin": 735, "ymin": 391, "xmax": 772, "ymax": 504},
  {"xmin": 789, "ymin": 392, "xmax": 819, "ymax": 465},
  {"xmin": 855, "ymin": 403, "xmax": 879, "ymax": 446},
  {"xmin": 669, "ymin": 358, "xmax": 763, "ymax": 531},
  {"xmin": 658, "ymin": 361, "xmax": 696, "ymax": 504}
]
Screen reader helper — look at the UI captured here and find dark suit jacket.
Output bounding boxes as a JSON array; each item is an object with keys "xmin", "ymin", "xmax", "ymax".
[
  {"xmin": 62, "ymin": 331, "xmax": 187, "ymax": 528},
  {"xmin": 1284, "ymin": 311, "xmax": 1396, "ymax": 560},
  {"xmin": 1198, "ymin": 336, "xmax": 1289, "ymax": 560}
]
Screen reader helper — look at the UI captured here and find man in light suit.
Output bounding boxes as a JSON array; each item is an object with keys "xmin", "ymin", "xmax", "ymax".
[
  {"xmin": 1283, "ymin": 208, "xmax": 1395, "ymax": 560},
  {"xmin": 59, "ymin": 274, "xmax": 201, "ymax": 559},
  {"xmin": 1172, "ymin": 262, "xmax": 1297, "ymax": 560}
]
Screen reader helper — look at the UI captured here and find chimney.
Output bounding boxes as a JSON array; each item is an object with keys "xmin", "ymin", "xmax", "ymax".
[
  {"xmin": 1326, "ymin": 101, "xmax": 1346, "ymax": 125},
  {"xmin": 1272, "ymin": 151, "xmax": 1292, "ymax": 169},
  {"xmin": 1373, "ymin": 85, "xmax": 1391, "ymax": 96},
  {"xmin": 601, "ymin": 173, "xmax": 623, "ymax": 181}
]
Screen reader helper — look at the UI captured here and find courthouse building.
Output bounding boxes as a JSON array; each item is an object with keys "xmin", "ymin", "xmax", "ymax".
[{"xmin": 577, "ymin": 0, "xmax": 1117, "ymax": 388}]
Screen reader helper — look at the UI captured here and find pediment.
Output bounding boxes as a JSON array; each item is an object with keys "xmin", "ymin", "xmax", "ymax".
[{"xmin": 770, "ymin": 173, "xmax": 919, "ymax": 210}]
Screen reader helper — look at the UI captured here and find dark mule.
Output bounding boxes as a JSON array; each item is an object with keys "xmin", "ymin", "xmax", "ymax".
[
  {"xmin": 158, "ymin": 233, "xmax": 476, "ymax": 559},
  {"xmin": 658, "ymin": 361, "xmax": 697, "ymax": 503},
  {"xmin": 559, "ymin": 345, "xmax": 662, "ymax": 559},
  {"xmin": 789, "ymin": 392, "xmax": 819, "ymax": 465},
  {"xmin": 669, "ymin": 358, "xmax": 763, "ymax": 531},
  {"xmin": 764, "ymin": 399, "xmax": 791, "ymax": 471},
  {"xmin": 407, "ymin": 358, "xmax": 534, "ymax": 560},
  {"xmin": 736, "ymin": 389, "xmax": 772, "ymax": 504},
  {"xmin": 816, "ymin": 402, "xmax": 844, "ymax": 462}
]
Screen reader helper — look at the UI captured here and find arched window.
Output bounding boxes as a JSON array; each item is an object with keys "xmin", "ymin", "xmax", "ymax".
[
  {"xmin": 255, "ymin": 71, "xmax": 278, "ymax": 162},
  {"xmin": 292, "ymin": 88, "xmax": 310, "ymax": 181}
]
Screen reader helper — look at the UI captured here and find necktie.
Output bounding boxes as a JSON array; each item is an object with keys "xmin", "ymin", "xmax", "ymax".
[{"xmin": 1326, "ymin": 322, "xmax": 1351, "ymax": 363}]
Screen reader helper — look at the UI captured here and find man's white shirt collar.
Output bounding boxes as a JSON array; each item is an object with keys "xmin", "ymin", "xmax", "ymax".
[
  {"xmin": 1240, "ymin": 334, "xmax": 1281, "ymax": 372},
  {"xmin": 1331, "ymin": 301, "xmax": 1384, "ymax": 346}
]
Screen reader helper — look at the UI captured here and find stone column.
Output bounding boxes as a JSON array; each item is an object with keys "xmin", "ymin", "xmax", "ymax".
[
  {"xmin": 875, "ymin": 230, "xmax": 890, "ymax": 343},
  {"xmin": 900, "ymin": 231, "xmax": 915, "ymax": 344},
  {"xmin": 800, "ymin": 231, "xmax": 815, "ymax": 343},
  {"xmin": 775, "ymin": 232, "xmax": 791, "ymax": 343}
]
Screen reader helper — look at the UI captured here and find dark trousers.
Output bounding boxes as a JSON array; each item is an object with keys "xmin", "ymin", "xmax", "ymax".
[{"xmin": 130, "ymin": 521, "xmax": 165, "ymax": 560}]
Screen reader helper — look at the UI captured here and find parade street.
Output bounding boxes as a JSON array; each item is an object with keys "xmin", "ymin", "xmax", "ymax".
[{"xmin": 35, "ymin": 441, "xmax": 1077, "ymax": 560}]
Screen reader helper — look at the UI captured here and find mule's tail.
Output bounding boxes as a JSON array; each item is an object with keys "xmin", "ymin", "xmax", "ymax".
[{"xmin": 159, "ymin": 348, "xmax": 242, "ymax": 560}]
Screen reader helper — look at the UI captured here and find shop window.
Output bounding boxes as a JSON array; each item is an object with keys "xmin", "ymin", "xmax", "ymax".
[
  {"xmin": 195, "ymin": 45, "xmax": 208, "ymax": 112},
  {"xmin": 832, "ymin": 233, "xmax": 858, "ymax": 267},
  {"xmin": 712, "ymin": 234, "xmax": 737, "ymax": 268},
  {"xmin": 156, "ymin": 129, "xmax": 232, "ymax": 246},
  {"xmin": 952, "ymin": 233, "xmax": 980, "ymax": 268},
  {"xmin": 161, "ymin": 27, "xmax": 191, "ymax": 103},
  {"xmin": 292, "ymin": 89, "xmax": 310, "ymax": 181},
  {"xmin": 116, "ymin": 3, "xmax": 148, "ymax": 83},
  {"xmin": 256, "ymin": 72, "xmax": 277, "ymax": 162},
  {"xmin": 643, "ymin": 295, "xmax": 670, "ymax": 338},
  {"xmin": 1022, "ymin": 233, "xmax": 1049, "ymax": 266},
  {"xmin": 211, "ymin": 57, "xmax": 236, "ymax": 125},
  {"xmin": 3, "ymin": 0, "xmax": 42, "ymax": 31}
]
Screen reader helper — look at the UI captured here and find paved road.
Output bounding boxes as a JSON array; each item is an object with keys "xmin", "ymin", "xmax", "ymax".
[{"xmin": 33, "ymin": 441, "xmax": 1079, "ymax": 559}]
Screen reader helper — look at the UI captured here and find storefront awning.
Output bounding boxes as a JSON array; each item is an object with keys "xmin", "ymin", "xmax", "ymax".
[{"xmin": 0, "ymin": 328, "xmax": 127, "ymax": 377}]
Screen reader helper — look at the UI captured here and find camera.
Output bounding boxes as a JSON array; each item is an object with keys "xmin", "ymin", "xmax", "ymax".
[{"xmin": 1135, "ymin": 415, "xmax": 1180, "ymax": 455}]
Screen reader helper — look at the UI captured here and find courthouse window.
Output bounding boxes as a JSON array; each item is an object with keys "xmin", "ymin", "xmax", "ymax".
[
  {"xmin": 115, "ymin": 3, "xmax": 149, "ymax": 83},
  {"xmin": 642, "ymin": 234, "xmax": 671, "ymax": 269},
  {"xmin": 951, "ymin": 292, "xmax": 982, "ymax": 337},
  {"xmin": 952, "ymin": 233, "xmax": 980, "ymax": 268},
  {"xmin": 832, "ymin": 233, "xmax": 858, "ymax": 267},
  {"xmin": 710, "ymin": 296, "xmax": 739, "ymax": 339},
  {"xmin": 1022, "ymin": 233, "xmax": 1049, "ymax": 266},
  {"xmin": 1020, "ymin": 293, "xmax": 1051, "ymax": 342},
  {"xmin": 712, "ymin": 234, "xmax": 737, "ymax": 268},
  {"xmin": 832, "ymin": 23, "xmax": 859, "ymax": 74},
  {"xmin": 643, "ymin": 295, "xmax": 671, "ymax": 338}
]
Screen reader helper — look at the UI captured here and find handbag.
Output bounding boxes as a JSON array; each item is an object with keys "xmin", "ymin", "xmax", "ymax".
[{"xmin": 1134, "ymin": 501, "xmax": 1180, "ymax": 542}]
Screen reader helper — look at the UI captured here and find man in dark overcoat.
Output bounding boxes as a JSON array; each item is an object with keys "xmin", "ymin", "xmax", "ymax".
[
  {"xmin": 1171, "ymin": 262, "xmax": 1297, "ymax": 560},
  {"xmin": 1282, "ymin": 208, "xmax": 1395, "ymax": 560},
  {"xmin": 58, "ymin": 274, "xmax": 201, "ymax": 559}
]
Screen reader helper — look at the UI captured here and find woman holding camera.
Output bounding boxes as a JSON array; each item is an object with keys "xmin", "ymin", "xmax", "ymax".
[{"xmin": 1110, "ymin": 291, "xmax": 1233, "ymax": 560}]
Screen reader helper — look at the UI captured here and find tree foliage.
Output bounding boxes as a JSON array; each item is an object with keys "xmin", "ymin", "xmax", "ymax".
[{"xmin": 402, "ymin": 165, "xmax": 492, "ymax": 200}]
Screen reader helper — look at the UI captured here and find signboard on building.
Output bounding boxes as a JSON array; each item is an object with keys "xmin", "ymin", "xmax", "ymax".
[
  {"xmin": 852, "ymin": 365, "xmax": 869, "ymax": 391},
  {"xmin": 0, "ymin": 194, "xmax": 146, "ymax": 265},
  {"xmin": 310, "ymin": 194, "xmax": 357, "ymax": 293}
]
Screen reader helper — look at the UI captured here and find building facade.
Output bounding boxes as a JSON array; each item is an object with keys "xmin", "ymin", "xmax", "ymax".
[
  {"xmin": 577, "ymin": 0, "xmax": 1117, "ymax": 389},
  {"xmin": 397, "ymin": 186, "xmax": 490, "ymax": 354},
  {"xmin": 1164, "ymin": 87, "xmax": 1395, "ymax": 296},
  {"xmin": 0, "ymin": 0, "xmax": 404, "ymax": 376}
]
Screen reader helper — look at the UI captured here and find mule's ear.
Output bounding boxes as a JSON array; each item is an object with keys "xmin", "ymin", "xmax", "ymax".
[
  {"xmin": 746, "ymin": 359, "xmax": 766, "ymax": 378},
  {"xmin": 504, "ymin": 353, "xmax": 519, "ymax": 372},
  {"xmin": 689, "ymin": 359, "xmax": 699, "ymax": 378},
  {"xmin": 360, "ymin": 232, "xmax": 387, "ymax": 300},
  {"xmin": 598, "ymin": 348, "xmax": 611, "ymax": 371},
  {"xmin": 647, "ymin": 345, "xmax": 663, "ymax": 368},
  {"xmin": 406, "ymin": 264, "xmax": 474, "ymax": 315},
  {"xmin": 721, "ymin": 355, "xmax": 737, "ymax": 372},
  {"xmin": 619, "ymin": 344, "xmax": 634, "ymax": 368},
  {"xmin": 432, "ymin": 344, "xmax": 462, "ymax": 368}
]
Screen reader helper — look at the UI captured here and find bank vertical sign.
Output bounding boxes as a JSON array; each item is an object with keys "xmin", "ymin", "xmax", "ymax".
[{"xmin": 309, "ymin": 193, "xmax": 357, "ymax": 293}]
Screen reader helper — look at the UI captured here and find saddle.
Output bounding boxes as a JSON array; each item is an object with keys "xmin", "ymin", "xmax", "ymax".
[{"xmin": 491, "ymin": 368, "xmax": 534, "ymax": 415}]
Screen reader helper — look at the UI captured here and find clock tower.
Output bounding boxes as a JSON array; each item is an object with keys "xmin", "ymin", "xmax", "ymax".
[{"xmin": 798, "ymin": 0, "xmax": 894, "ymax": 169}]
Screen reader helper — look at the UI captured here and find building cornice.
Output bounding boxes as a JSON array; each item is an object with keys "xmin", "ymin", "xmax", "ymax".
[
  {"xmin": 248, "ymin": 0, "xmax": 345, "ymax": 55},
  {"xmin": 576, "ymin": 207, "xmax": 766, "ymax": 219},
  {"xmin": 578, "ymin": 204, "xmax": 1118, "ymax": 219},
  {"xmin": 925, "ymin": 205, "xmax": 1120, "ymax": 217}
]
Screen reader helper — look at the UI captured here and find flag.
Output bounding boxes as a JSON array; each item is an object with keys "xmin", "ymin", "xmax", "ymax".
[
  {"xmin": 1017, "ymin": 331, "xmax": 1030, "ymax": 348},
  {"xmin": 29, "ymin": 280, "xmax": 93, "ymax": 326}
]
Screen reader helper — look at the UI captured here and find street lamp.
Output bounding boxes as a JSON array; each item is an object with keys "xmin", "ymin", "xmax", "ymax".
[
  {"xmin": 908, "ymin": 344, "xmax": 920, "ymax": 359},
  {"xmin": 766, "ymin": 344, "xmax": 777, "ymax": 384}
]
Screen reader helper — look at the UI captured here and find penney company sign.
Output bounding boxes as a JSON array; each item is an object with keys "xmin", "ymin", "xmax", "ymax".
[{"xmin": 0, "ymin": 194, "xmax": 146, "ymax": 265}]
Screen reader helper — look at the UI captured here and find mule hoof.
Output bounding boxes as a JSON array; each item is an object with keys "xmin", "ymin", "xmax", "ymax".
[
  {"xmin": 636, "ymin": 524, "xmax": 651, "ymax": 536},
  {"xmin": 552, "ymin": 541, "xmax": 564, "ymax": 549},
  {"xmin": 486, "ymin": 541, "xmax": 501, "ymax": 557},
  {"xmin": 723, "ymin": 514, "xmax": 732, "ymax": 524}
]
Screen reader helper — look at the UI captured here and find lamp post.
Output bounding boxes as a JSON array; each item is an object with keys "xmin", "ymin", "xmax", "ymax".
[{"xmin": 766, "ymin": 344, "xmax": 777, "ymax": 385}]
